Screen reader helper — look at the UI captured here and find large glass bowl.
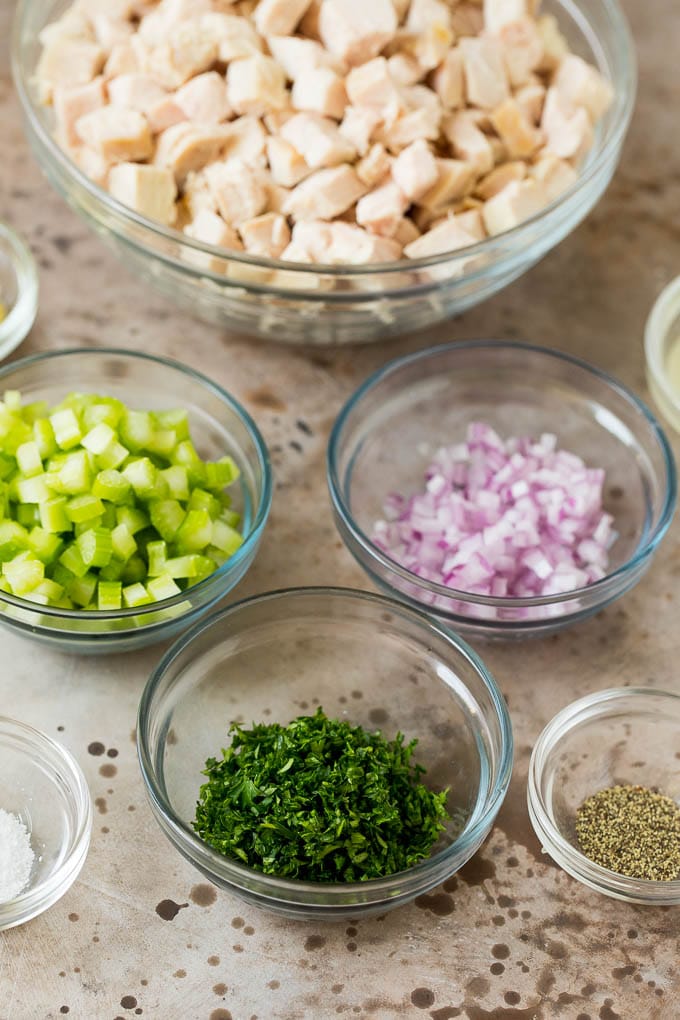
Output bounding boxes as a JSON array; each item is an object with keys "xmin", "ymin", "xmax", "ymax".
[
  {"xmin": 0, "ymin": 349, "xmax": 272, "ymax": 653},
  {"xmin": 328, "ymin": 341, "xmax": 676, "ymax": 638},
  {"xmin": 528, "ymin": 688, "xmax": 680, "ymax": 905},
  {"xmin": 12, "ymin": 0, "xmax": 635, "ymax": 345},
  {"xmin": 137, "ymin": 587, "xmax": 513, "ymax": 920},
  {"xmin": 0, "ymin": 716, "xmax": 92, "ymax": 931}
]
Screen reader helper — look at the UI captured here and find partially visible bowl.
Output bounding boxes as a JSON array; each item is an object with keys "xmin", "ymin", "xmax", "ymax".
[
  {"xmin": 0, "ymin": 348, "xmax": 272, "ymax": 653},
  {"xmin": 528, "ymin": 688, "xmax": 680, "ymax": 905},
  {"xmin": 0, "ymin": 221, "xmax": 38, "ymax": 360},
  {"xmin": 12, "ymin": 0, "xmax": 635, "ymax": 345},
  {"xmin": 137, "ymin": 587, "xmax": 513, "ymax": 920},
  {"xmin": 0, "ymin": 716, "xmax": 92, "ymax": 930},
  {"xmin": 328, "ymin": 341, "xmax": 676, "ymax": 638},
  {"xmin": 645, "ymin": 275, "xmax": 680, "ymax": 434}
]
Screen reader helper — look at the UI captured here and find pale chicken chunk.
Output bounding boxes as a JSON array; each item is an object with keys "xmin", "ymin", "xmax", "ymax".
[
  {"xmin": 460, "ymin": 37, "xmax": 509, "ymax": 110},
  {"xmin": 393, "ymin": 216, "xmax": 421, "ymax": 247},
  {"xmin": 70, "ymin": 144, "xmax": 111, "ymax": 188},
  {"xmin": 339, "ymin": 107, "xmax": 383, "ymax": 156},
  {"xmin": 76, "ymin": 106, "xmax": 153, "ymax": 162},
  {"xmin": 254, "ymin": 0, "xmax": 314, "ymax": 37},
  {"xmin": 392, "ymin": 139, "xmax": 439, "ymax": 201},
  {"xmin": 444, "ymin": 112, "xmax": 494, "ymax": 175},
  {"xmin": 541, "ymin": 87, "xmax": 593, "ymax": 164},
  {"xmin": 405, "ymin": 0, "xmax": 454, "ymax": 69},
  {"xmin": 292, "ymin": 68, "xmax": 348, "ymax": 120},
  {"xmin": 138, "ymin": 0, "xmax": 215, "ymax": 45},
  {"xmin": 37, "ymin": 36, "xmax": 105, "ymax": 102},
  {"xmin": 105, "ymin": 42, "xmax": 140, "ymax": 78},
  {"xmin": 267, "ymin": 36, "xmax": 345, "ymax": 80},
  {"xmin": 387, "ymin": 54, "xmax": 425, "ymax": 87},
  {"xmin": 378, "ymin": 85, "xmax": 442, "ymax": 152},
  {"xmin": 475, "ymin": 159, "xmax": 526, "ymax": 200},
  {"xmin": 529, "ymin": 154, "xmax": 577, "ymax": 202},
  {"xmin": 536, "ymin": 14, "xmax": 568, "ymax": 72},
  {"xmin": 432, "ymin": 49, "xmax": 465, "ymax": 110},
  {"xmin": 346, "ymin": 58, "xmax": 403, "ymax": 117},
  {"xmin": 227, "ymin": 55, "xmax": 288, "ymax": 116},
  {"xmin": 175, "ymin": 72, "xmax": 231, "ymax": 122},
  {"xmin": 221, "ymin": 116, "xmax": 268, "ymax": 165},
  {"xmin": 108, "ymin": 73, "xmax": 168, "ymax": 112},
  {"xmin": 140, "ymin": 20, "xmax": 218, "ymax": 89},
  {"xmin": 483, "ymin": 0, "xmax": 530, "ymax": 33},
  {"xmin": 283, "ymin": 165, "xmax": 367, "ymax": 220},
  {"xmin": 183, "ymin": 169, "xmax": 219, "ymax": 218},
  {"xmin": 496, "ymin": 17, "xmax": 543, "ymax": 87},
  {"xmin": 404, "ymin": 214, "xmax": 481, "ymax": 258},
  {"xmin": 109, "ymin": 162, "xmax": 178, "ymax": 225},
  {"xmin": 91, "ymin": 17, "xmax": 134, "ymax": 53},
  {"xmin": 184, "ymin": 208, "xmax": 243, "ymax": 249},
  {"xmin": 266, "ymin": 136, "xmax": 311, "ymax": 187},
  {"xmin": 198, "ymin": 13, "xmax": 264, "ymax": 63},
  {"xmin": 54, "ymin": 77, "xmax": 107, "ymax": 147},
  {"xmin": 356, "ymin": 143, "xmax": 392, "ymax": 186},
  {"xmin": 491, "ymin": 97, "xmax": 543, "ymax": 158},
  {"xmin": 356, "ymin": 179, "xmax": 408, "ymax": 236},
  {"xmin": 554, "ymin": 55, "xmax": 614, "ymax": 122},
  {"xmin": 515, "ymin": 80, "xmax": 545, "ymax": 124},
  {"xmin": 154, "ymin": 121, "xmax": 231, "ymax": 182},
  {"xmin": 319, "ymin": 0, "xmax": 398, "ymax": 67},
  {"xmin": 205, "ymin": 160, "xmax": 270, "ymax": 224},
  {"xmin": 417, "ymin": 157, "xmax": 474, "ymax": 210},
  {"xmin": 238, "ymin": 212, "xmax": 291, "ymax": 257},
  {"xmin": 289, "ymin": 221, "xmax": 402, "ymax": 263},
  {"xmin": 281, "ymin": 113, "xmax": 356, "ymax": 168},
  {"xmin": 147, "ymin": 95, "xmax": 188, "ymax": 133},
  {"xmin": 450, "ymin": 3, "xmax": 484, "ymax": 38},
  {"xmin": 481, "ymin": 177, "xmax": 546, "ymax": 234}
]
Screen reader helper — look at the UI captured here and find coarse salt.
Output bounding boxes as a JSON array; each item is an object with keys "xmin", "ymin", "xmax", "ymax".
[{"xmin": 0, "ymin": 807, "xmax": 34, "ymax": 902}]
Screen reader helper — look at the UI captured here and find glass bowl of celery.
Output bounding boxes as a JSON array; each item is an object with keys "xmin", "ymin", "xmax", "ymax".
[{"xmin": 0, "ymin": 348, "xmax": 272, "ymax": 653}]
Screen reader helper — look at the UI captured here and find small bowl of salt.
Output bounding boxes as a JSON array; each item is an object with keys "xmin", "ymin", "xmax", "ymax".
[{"xmin": 0, "ymin": 717, "xmax": 92, "ymax": 930}]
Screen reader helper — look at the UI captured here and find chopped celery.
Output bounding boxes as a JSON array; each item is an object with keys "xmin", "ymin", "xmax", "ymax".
[
  {"xmin": 149, "ymin": 500, "xmax": 186, "ymax": 542},
  {"xmin": 77, "ymin": 527, "xmax": 113, "ymax": 568},
  {"xmin": 0, "ymin": 389, "xmax": 244, "ymax": 611},
  {"xmin": 16, "ymin": 441, "xmax": 44, "ymax": 478}
]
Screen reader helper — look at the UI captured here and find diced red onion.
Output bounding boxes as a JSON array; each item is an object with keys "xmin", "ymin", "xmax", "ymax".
[{"xmin": 372, "ymin": 423, "xmax": 615, "ymax": 599}]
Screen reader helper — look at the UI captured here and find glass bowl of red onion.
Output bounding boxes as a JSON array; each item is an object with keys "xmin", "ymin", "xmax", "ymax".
[{"xmin": 328, "ymin": 341, "xmax": 676, "ymax": 638}]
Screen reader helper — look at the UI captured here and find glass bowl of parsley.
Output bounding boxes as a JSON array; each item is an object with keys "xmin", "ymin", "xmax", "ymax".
[{"xmin": 137, "ymin": 587, "xmax": 513, "ymax": 919}]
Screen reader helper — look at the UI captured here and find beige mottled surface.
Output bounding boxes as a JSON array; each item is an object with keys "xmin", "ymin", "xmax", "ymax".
[{"xmin": 1, "ymin": 1, "xmax": 680, "ymax": 1018}]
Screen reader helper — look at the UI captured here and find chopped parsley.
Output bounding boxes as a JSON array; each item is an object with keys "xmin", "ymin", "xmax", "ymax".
[{"xmin": 194, "ymin": 708, "xmax": 450, "ymax": 882}]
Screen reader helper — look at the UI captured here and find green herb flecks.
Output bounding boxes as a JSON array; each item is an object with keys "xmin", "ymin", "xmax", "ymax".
[{"xmin": 194, "ymin": 708, "xmax": 450, "ymax": 882}]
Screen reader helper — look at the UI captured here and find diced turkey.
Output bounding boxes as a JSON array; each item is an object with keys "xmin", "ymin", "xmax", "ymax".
[
  {"xmin": 109, "ymin": 162, "xmax": 178, "ymax": 225},
  {"xmin": 283, "ymin": 165, "xmax": 366, "ymax": 220}
]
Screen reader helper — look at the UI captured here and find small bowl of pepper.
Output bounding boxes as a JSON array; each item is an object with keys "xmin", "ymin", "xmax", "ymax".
[
  {"xmin": 528, "ymin": 687, "xmax": 680, "ymax": 905},
  {"xmin": 137, "ymin": 587, "xmax": 513, "ymax": 920}
]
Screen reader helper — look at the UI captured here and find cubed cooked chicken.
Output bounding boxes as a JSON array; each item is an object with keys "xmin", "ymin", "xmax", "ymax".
[{"xmin": 37, "ymin": 0, "xmax": 615, "ymax": 265}]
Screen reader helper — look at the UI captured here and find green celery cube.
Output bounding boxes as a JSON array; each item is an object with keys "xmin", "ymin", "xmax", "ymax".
[
  {"xmin": 28, "ymin": 527, "xmax": 63, "ymax": 564},
  {"xmin": 205, "ymin": 456, "xmax": 240, "ymax": 492},
  {"xmin": 67, "ymin": 495, "xmax": 105, "ymax": 523},
  {"xmin": 99, "ymin": 559, "xmax": 126, "ymax": 581},
  {"xmin": 116, "ymin": 506, "xmax": 149, "ymax": 535},
  {"xmin": 33, "ymin": 419, "xmax": 57, "ymax": 460},
  {"xmin": 16, "ymin": 441, "xmax": 44, "ymax": 478},
  {"xmin": 96, "ymin": 441, "xmax": 129, "ymax": 471},
  {"xmin": 146, "ymin": 429, "xmax": 177, "ymax": 458},
  {"xmin": 16, "ymin": 475, "xmax": 51, "ymax": 504},
  {"xmin": 92, "ymin": 469, "xmax": 131, "ymax": 504},
  {"xmin": 81, "ymin": 423, "xmax": 116, "ymax": 455},
  {"xmin": 122, "ymin": 582, "xmax": 152, "ymax": 608},
  {"xmin": 175, "ymin": 510, "xmax": 213, "ymax": 552},
  {"xmin": 3, "ymin": 553, "xmax": 44, "ymax": 594},
  {"xmin": 50, "ymin": 409, "xmax": 82, "ymax": 450},
  {"xmin": 188, "ymin": 488, "xmax": 221, "ymax": 518},
  {"xmin": 77, "ymin": 527, "xmax": 113, "ymax": 568},
  {"xmin": 122, "ymin": 554, "xmax": 147, "ymax": 584},
  {"xmin": 119, "ymin": 410, "xmax": 153, "ymax": 453},
  {"xmin": 147, "ymin": 573, "xmax": 181, "ymax": 601},
  {"xmin": 152, "ymin": 408, "xmax": 190, "ymax": 440},
  {"xmin": 149, "ymin": 500, "xmax": 186, "ymax": 542},
  {"xmin": 146, "ymin": 540, "xmax": 167, "ymax": 577},
  {"xmin": 32, "ymin": 578, "xmax": 64, "ymax": 604},
  {"xmin": 111, "ymin": 523, "xmax": 137, "ymax": 562},
  {"xmin": 163, "ymin": 555, "xmax": 200, "ymax": 579},
  {"xmin": 211, "ymin": 519, "xmax": 244, "ymax": 557},
  {"xmin": 98, "ymin": 581, "xmax": 122, "ymax": 610},
  {"xmin": 68, "ymin": 572, "xmax": 97, "ymax": 608},
  {"xmin": 59, "ymin": 544, "xmax": 89, "ymax": 578},
  {"xmin": 39, "ymin": 497, "xmax": 71, "ymax": 534}
]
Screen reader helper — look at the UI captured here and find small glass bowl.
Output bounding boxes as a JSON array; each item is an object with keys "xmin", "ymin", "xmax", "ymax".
[
  {"xmin": 528, "ymin": 688, "xmax": 680, "ymax": 905},
  {"xmin": 645, "ymin": 275, "xmax": 680, "ymax": 433},
  {"xmin": 0, "ymin": 348, "xmax": 272, "ymax": 653},
  {"xmin": 137, "ymin": 587, "xmax": 513, "ymax": 920},
  {"xmin": 0, "ymin": 716, "xmax": 92, "ymax": 930},
  {"xmin": 0, "ymin": 221, "xmax": 38, "ymax": 360},
  {"xmin": 327, "ymin": 340, "xmax": 676, "ymax": 639}
]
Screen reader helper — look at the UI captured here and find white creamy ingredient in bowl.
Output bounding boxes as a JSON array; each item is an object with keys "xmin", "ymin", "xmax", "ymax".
[{"xmin": 0, "ymin": 808, "xmax": 35, "ymax": 901}]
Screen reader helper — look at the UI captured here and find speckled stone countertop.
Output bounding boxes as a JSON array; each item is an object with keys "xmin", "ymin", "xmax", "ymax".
[{"xmin": 1, "ymin": 2, "xmax": 679, "ymax": 1018}]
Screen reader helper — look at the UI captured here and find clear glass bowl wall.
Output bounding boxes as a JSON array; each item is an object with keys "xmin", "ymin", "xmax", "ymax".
[
  {"xmin": 138, "ymin": 588, "xmax": 513, "ymax": 919},
  {"xmin": 13, "ymin": 0, "xmax": 635, "ymax": 345},
  {"xmin": 0, "ymin": 349, "xmax": 271, "ymax": 653}
]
